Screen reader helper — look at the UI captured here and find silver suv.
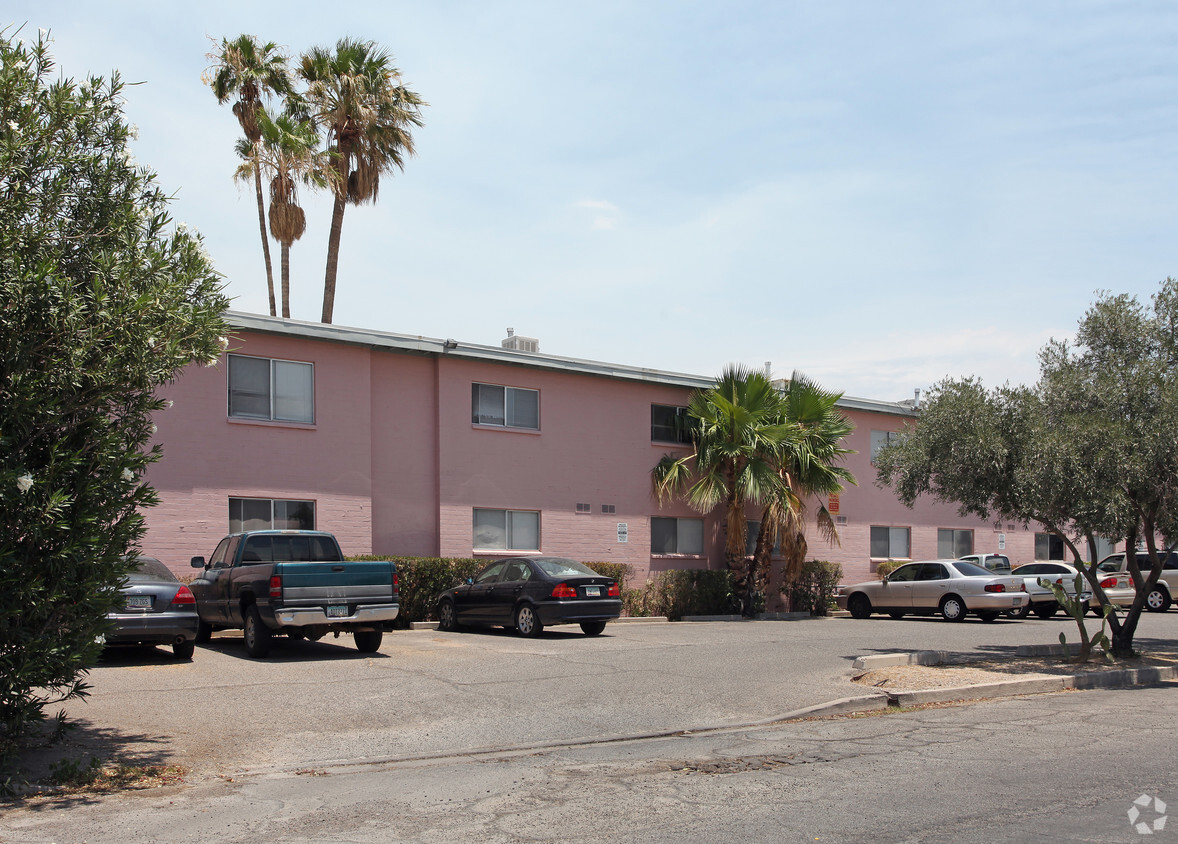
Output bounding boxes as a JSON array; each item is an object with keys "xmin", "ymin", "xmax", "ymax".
[{"xmin": 1096, "ymin": 551, "xmax": 1178, "ymax": 612}]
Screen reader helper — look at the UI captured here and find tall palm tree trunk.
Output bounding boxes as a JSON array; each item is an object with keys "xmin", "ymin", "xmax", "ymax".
[
  {"xmin": 322, "ymin": 186, "xmax": 347, "ymax": 324},
  {"xmin": 280, "ymin": 242, "xmax": 291, "ymax": 318},
  {"xmin": 252, "ymin": 155, "xmax": 277, "ymax": 317}
]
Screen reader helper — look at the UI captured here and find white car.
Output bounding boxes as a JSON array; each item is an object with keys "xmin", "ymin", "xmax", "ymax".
[
  {"xmin": 838, "ymin": 560, "xmax": 1027, "ymax": 622},
  {"xmin": 1006, "ymin": 562, "xmax": 1092, "ymax": 619},
  {"xmin": 1088, "ymin": 551, "xmax": 1178, "ymax": 614}
]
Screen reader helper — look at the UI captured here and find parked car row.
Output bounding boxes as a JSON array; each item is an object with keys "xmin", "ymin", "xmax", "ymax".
[
  {"xmin": 840, "ymin": 551, "xmax": 1178, "ymax": 623},
  {"xmin": 103, "ymin": 534, "xmax": 623, "ymax": 662}
]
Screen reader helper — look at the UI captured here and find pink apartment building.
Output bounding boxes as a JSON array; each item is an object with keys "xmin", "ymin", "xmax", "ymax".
[{"xmin": 143, "ymin": 312, "xmax": 1063, "ymax": 589}]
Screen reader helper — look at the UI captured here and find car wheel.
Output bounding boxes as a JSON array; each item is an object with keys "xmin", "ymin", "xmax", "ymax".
[
  {"xmin": 438, "ymin": 599, "xmax": 458, "ymax": 631},
  {"xmin": 939, "ymin": 595, "xmax": 967, "ymax": 622},
  {"xmin": 1145, "ymin": 587, "xmax": 1172, "ymax": 613},
  {"xmin": 515, "ymin": 604, "xmax": 543, "ymax": 637},
  {"xmin": 580, "ymin": 621, "xmax": 607, "ymax": 636},
  {"xmin": 847, "ymin": 593, "xmax": 872, "ymax": 620},
  {"xmin": 1034, "ymin": 604, "xmax": 1057, "ymax": 620},
  {"xmin": 888, "ymin": 611, "xmax": 905, "ymax": 620},
  {"xmin": 978, "ymin": 611, "xmax": 1000, "ymax": 622},
  {"xmin": 1006, "ymin": 602, "xmax": 1031, "ymax": 620},
  {"xmin": 172, "ymin": 639, "xmax": 195, "ymax": 660},
  {"xmin": 243, "ymin": 604, "xmax": 272, "ymax": 658},
  {"xmin": 194, "ymin": 617, "xmax": 213, "ymax": 644},
  {"xmin": 354, "ymin": 630, "xmax": 383, "ymax": 653}
]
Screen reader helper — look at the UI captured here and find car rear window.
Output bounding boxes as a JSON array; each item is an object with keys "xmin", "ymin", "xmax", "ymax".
[
  {"xmin": 534, "ymin": 558, "xmax": 599, "ymax": 577},
  {"xmin": 952, "ymin": 561, "xmax": 993, "ymax": 577},
  {"xmin": 130, "ymin": 557, "xmax": 177, "ymax": 582}
]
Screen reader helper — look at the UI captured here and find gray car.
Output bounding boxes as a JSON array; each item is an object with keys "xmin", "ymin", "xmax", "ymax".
[
  {"xmin": 1006, "ymin": 562, "xmax": 1092, "ymax": 619},
  {"xmin": 102, "ymin": 556, "xmax": 199, "ymax": 659},
  {"xmin": 839, "ymin": 560, "xmax": 1027, "ymax": 622}
]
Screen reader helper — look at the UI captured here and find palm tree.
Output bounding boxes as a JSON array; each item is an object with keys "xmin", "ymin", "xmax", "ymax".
[
  {"xmin": 234, "ymin": 105, "xmax": 335, "ymax": 318},
  {"xmin": 207, "ymin": 35, "xmax": 293, "ymax": 317},
  {"xmin": 652, "ymin": 366, "xmax": 799, "ymax": 612},
  {"xmin": 299, "ymin": 38, "xmax": 425, "ymax": 324},
  {"xmin": 750, "ymin": 373, "xmax": 856, "ymax": 609}
]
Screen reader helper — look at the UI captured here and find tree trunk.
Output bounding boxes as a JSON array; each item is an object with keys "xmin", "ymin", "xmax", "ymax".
[
  {"xmin": 253, "ymin": 155, "xmax": 276, "ymax": 317},
  {"xmin": 280, "ymin": 242, "xmax": 291, "ymax": 319},
  {"xmin": 322, "ymin": 189, "xmax": 346, "ymax": 324}
]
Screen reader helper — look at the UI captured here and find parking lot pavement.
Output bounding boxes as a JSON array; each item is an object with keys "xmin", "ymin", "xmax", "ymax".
[{"xmin": 22, "ymin": 611, "xmax": 1178, "ymax": 782}]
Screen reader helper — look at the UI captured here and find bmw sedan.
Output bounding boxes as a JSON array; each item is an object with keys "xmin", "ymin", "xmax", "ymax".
[
  {"xmin": 435, "ymin": 557, "xmax": 622, "ymax": 637},
  {"xmin": 839, "ymin": 560, "xmax": 1027, "ymax": 622},
  {"xmin": 102, "ymin": 556, "xmax": 199, "ymax": 659}
]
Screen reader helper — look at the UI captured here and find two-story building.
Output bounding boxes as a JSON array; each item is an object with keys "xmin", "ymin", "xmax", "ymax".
[{"xmin": 143, "ymin": 311, "xmax": 1052, "ymax": 590}]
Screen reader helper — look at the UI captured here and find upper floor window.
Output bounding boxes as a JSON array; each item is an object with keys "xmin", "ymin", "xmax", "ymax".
[
  {"xmin": 937, "ymin": 528, "xmax": 974, "ymax": 559},
  {"xmin": 228, "ymin": 354, "xmax": 314, "ymax": 423},
  {"xmin": 229, "ymin": 497, "xmax": 315, "ymax": 532},
  {"xmin": 472, "ymin": 383, "xmax": 539, "ymax": 430},
  {"xmin": 651, "ymin": 516, "xmax": 704, "ymax": 556},
  {"xmin": 651, "ymin": 405, "xmax": 693, "ymax": 444},
  {"xmin": 870, "ymin": 430, "xmax": 901, "ymax": 462}
]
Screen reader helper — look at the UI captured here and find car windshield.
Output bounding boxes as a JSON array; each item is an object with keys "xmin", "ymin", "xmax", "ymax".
[
  {"xmin": 128, "ymin": 557, "xmax": 177, "ymax": 582},
  {"xmin": 951, "ymin": 561, "xmax": 993, "ymax": 577},
  {"xmin": 533, "ymin": 558, "xmax": 599, "ymax": 577}
]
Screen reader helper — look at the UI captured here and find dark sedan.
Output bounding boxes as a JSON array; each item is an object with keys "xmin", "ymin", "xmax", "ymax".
[
  {"xmin": 435, "ymin": 557, "xmax": 622, "ymax": 637},
  {"xmin": 102, "ymin": 556, "xmax": 199, "ymax": 659}
]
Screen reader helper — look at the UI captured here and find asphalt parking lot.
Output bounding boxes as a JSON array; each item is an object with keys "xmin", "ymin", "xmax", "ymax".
[{"xmin": 39, "ymin": 609, "xmax": 1178, "ymax": 781}]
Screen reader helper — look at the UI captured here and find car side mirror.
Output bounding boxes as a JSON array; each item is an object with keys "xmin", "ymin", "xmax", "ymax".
[
  {"xmin": 466, "ymin": 577, "xmax": 474, "ymax": 584},
  {"xmin": 190, "ymin": 556, "xmax": 206, "ymax": 568}
]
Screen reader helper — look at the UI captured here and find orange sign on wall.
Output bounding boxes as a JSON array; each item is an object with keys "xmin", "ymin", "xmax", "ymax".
[{"xmin": 828, "ymin": 493, "xmax": 840, "ymax": 515}]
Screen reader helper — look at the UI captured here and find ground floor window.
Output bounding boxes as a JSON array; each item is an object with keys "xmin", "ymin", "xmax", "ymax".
[
  {"xmin": 871, "ymin": 526, "xmax": 910, "ymax": 559},
  {"xmin": 1035, "ymin": 532, "xmax": 1067, "ymax": 561},
  {"xmin": 937, "ymin": 528, "xmax": 973, "ymax": 559},
  {"xmin": 473, "ymin": 508, "xmax": 540, "ymax": 551},
  {"xmin": 651, "ymin": 517, "xmax": 704, "ymax": 555},
  {"xmin": 745, "ymin": 521, "xmax": 782, "ymax": 556},
  {"xmin": 229, "ymin": 497, "xmax": 315, "ymax": 533}
]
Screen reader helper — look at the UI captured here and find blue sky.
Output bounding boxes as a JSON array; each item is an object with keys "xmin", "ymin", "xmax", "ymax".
[{"xmin": 9, "ymin": 2, "xmax": 1178, "ymax": 400}]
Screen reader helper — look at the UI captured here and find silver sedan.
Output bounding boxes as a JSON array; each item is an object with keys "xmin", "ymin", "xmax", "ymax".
[{"xmin": 839, "ymin": 560, "xmax": 1027, "ymax": 622}]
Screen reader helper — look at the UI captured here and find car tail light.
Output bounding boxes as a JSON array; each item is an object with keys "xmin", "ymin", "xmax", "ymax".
[
  {"xmin": 171, "ymin": 585, "xmax": 196, "ymax": 605},
  {"xmin": 608, "ymin": 582, "xmax": 620, "ymax": 597},
  {"xmin": 985, "ymin": 584, "xmax": 1007, "ymax": 593},
  {"xmin": 269, "ymin": 575, "xmax": 282, "ymax": 599},
  {"xmin": 551, "ymin": 583, "xmax": 578, "ymax": 599},
  {"xmin": 1100, "ymin": 577, "xmax": 1118, "ymax": 589}
]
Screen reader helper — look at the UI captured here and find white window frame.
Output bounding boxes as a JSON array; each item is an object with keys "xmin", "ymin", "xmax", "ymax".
[
  {"xmin": 471, "ymin": 383, "xmax": 540, "ymax": 430},
  {"xmin": 651, "ymin": 404, "xmax": 693, "ymax": 444},
  {"xmin": 651, "ymin": 517, "xmax": 705, "ymax": 556},
  {"xmin": 472, "ymin": 508, "xmax": 541, "ymax": 551},
  {"xmin": 870, "ymin": 430, "xmax": 901, "ymax": 462},
  {"xmin": 229, "ymin": 497, "xmax": 315, "ymax": 532},
  {"xmin": 228, "ymin": 354, "xmax": 315, "ymax": 424},
  {"xmin": 937, "ymin": 528, "xmax": 974, "ymax": 559}
]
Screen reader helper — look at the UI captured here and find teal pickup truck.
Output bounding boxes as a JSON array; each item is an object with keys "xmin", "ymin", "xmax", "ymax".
[{"xmin": 189, "ymin": 530, "xmax": 398, "ymax": 658}]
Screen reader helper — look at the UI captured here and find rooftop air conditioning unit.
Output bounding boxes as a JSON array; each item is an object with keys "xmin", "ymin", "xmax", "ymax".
[{"xmin": 501, "ymin": 327, "xmax": 539, "ymax": 353}]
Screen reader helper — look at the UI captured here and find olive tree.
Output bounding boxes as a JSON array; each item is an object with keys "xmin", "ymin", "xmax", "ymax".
[
  {"xmin": 875, "ymin": 280, "xmax": 1178, "ymax": 657},
  {"xmin": 0, "ymin": 31, "xmax": 228, "ymax": 761}
]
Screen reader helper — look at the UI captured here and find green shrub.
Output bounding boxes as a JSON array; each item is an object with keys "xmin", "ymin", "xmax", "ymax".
[
  {"xmin": 786, "ymin": 560, "xmax": 844, "ymax": 616},
  {"xmin": 349, "ymin": 555, "xmax": 483, "ymax": 628},
  {"xmin": 875, "ymin": 560, "xmax": 905, "ymax": 579},
  {"xmin": 623, "ymin": 569, "xmax": 739, "ymax": 621},
  {"xmin": 584, "ymin": 561, "xmax": 633, "ymax": 588}
]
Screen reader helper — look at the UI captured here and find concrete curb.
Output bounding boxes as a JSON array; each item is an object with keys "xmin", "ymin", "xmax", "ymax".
[
  {"xmin": 853, "ymin": 651, "xmax": 952, "ymax": 670},
  {"xmin": 409, "ymin": 616, "xmax": 671, "ymax": 631}
]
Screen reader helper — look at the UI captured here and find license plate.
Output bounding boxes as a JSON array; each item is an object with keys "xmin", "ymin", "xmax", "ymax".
[
  {"xmin": 326, "ymin": 605, "xmax": 348, "ymax": 618},
  {"xmin": 126, "ymin": 595, "xmax": 152, "ymax": 610},
  {"xmin": 585, "ymin": 586, "xmax": 601, "ymax": 597},
  {"xmin": 1012, "ymin": 597, "xmax": 1023, "ymax": 606}
]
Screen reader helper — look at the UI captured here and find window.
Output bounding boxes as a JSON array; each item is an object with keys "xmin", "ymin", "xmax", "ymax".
[
  {"xmin": 870, "ymin": 430, "xmax": 901, "ymax": 462},
  {"xmin": 229, "ymin": 497, "xmax": 315, "ymax": 532},
  {"xmin": 228, "ymin": 354, "xmax": 314, "ymax": 423},
  {"xmin": 651, "ymin": 517, "xmax": 704, "ymax": 555},
  {"xmin": 870, "ymin": 526, "xmax": 911, "ymax": 559},
  {"xmin": 937, "ymin": 529, "xmax": 974, "ymax": 559},
  {"xmin": 601, "ymin": 504, "xmax": 616, "ymax": 515},
  {"xmin": 1088, "ymin": 536, "xmax": 1116, "ymax": 562},
  {"xmin": 745, "ymin": 521, "xmax": 782, "ymax": 556},
  {"xmin": 575, "ymin": 503, "xmax": 591, "ymax": 513},
  {"xmin": 473, "ymin": 508, "xmax": 540, "ymax": 551},
  {"xmin": 471, "ymin": 383, "xmax": 539, "ymax": 429},
  {"xmin": 651, "ymin": 405, "xmax": 693, "ymax": 444},
  {"xmin": 1035, "ymin": 533, "xmax": 1066, "ymax": 561}
]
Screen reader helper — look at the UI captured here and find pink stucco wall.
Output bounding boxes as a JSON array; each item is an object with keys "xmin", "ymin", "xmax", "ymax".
[{"xmin": 141, "ymin": 320, "xmax": 1042, "ymax": 591}]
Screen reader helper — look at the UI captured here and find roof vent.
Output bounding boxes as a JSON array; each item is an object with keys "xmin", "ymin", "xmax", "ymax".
[{"xmin": 502, "ymin": 328, "xmax": 539, "ymax": 354}]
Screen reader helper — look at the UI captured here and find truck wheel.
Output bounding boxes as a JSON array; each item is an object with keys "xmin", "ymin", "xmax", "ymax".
[
  {"xmin": 515, "ymin": 604, "xmax": 543, "ymax": 638},
  {"xmin": 194, "ymin": 618, "xmax": 213, "ymax": 644},
  {"xmin": 243, "ymin": 604, "xmax": 272, "ymax": 658},
  {"xmin": 354, "ymin": 630, "xmax": 383, "ymax": 653}
]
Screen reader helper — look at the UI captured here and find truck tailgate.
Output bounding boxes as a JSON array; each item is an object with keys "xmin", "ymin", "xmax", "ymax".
[{"xmin": 276, "ymin": 561, "xmax": 397, "ymax": 608}]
